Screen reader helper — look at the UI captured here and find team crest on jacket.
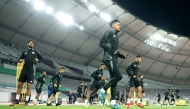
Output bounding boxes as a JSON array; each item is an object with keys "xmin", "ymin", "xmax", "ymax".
[
  {"xmin": 25, "ymin": 52, "xmax": 27, "ymax": 54},
  {"xmin": 113, "ymin": 35, "xmax": 116, "ymax": 37},
  {"xmin": 32, "ymin": 52, "xmax": 35, "ymax": 54}
]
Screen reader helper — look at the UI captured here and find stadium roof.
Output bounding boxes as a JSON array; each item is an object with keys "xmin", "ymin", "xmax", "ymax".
[{"xmin": 0, "ymin": 0, "xmax": 190, "ymax": 85}]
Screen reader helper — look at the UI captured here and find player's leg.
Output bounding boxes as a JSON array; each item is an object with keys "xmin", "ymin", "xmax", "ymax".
[
  {"xmin": 84, "ymin": 88, "xmax": 93, "ymax": 106},
  {"xmin": 55, "ymin": 87, "xmax": 61, "ymax": 106},
  {"xmin": 104, "ymin": 61, "xmax": 122, "ymax": 109},
  {"xmin": 10, "ymin": 71, "xmax": 27, "ymax": 106},
  {"xmin": 34, "ymin": 88, "xmax": 42, "ymax": 105},
  {"xmin": 24, "ymin": 73, "xmax": 34, "ymax": 106},
  {"xmin": 47, "ymin": 94, "xmax": 54, "ymax": 106},
  {"xmin": 75, "ymin": 92, "xmax": 82, "ymax": 106},
  {"xmin": 136, "ymin": 85, "xmax": 144, "ymax": 108},
  {"xmin": 126, "ymin": 79, "xmax": 135, "ymax": 108},
  {"xmin": 99, "ymin": 61, "xmax": 122, "ymax": 97}
]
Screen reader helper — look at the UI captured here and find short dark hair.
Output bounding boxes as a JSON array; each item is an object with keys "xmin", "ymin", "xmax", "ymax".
[
  {"xmin": 109, "ymin": 19, "xmax": 120, "ymax": 27},
  {"xmin": 27, "ymin": 40, "xmax": 35, "ymax": 44},
  {"xmin": 60, "ymin": 66, "xmax": 65, "ymax": 70},
  {"xmin": 100, "ymin": 63, "xmax": 105, "ymax": 66},
  {"xmin": 136, "ymin": 55, "xmax": 141, "ymax": 58}
]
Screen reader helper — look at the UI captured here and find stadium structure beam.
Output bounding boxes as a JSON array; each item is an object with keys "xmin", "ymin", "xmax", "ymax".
[
  {"xmin": 9, "ymin": 11, "xmax": 36, "ymax": 42},
  {"xmin": 118, "ymin": 25, "xmax": 152, "ymax": 66},
  {"xmin": 74, "ymin": 0, "xmax": 190, "ymax": 69},
  {"xmin": 156, "ymin": 40, "xmax": 189, "ymax": 80},
  {"xmin": 0, "ymin": 0, "xmax": 11, "ymax": 12},
  {"xmin": 185, "ymin": 74, "xmax": 190, "ymax": 85},
  {"xmin": 0, "ymin": 22, "xmax": 91, "ymax": 60},
  {"xmin": 170, "ymin": 56, "xmax": 190, "ymax": 84}
]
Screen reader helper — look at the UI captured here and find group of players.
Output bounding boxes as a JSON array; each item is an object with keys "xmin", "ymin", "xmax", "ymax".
[
  {"xmin": 9, "ymin": 19, "xmax": 166, "ymax": 109},
  {"xmin": 156, "ymin": 86, "xmax": 180, "ymax": 105}
]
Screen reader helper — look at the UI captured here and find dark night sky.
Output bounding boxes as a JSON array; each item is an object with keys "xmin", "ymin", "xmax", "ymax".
[{"xmin": 113, "ymin": 0, "xmax": 190, "ymax": 37}]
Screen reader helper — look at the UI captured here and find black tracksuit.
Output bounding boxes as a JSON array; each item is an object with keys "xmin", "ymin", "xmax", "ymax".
[
  {"xmin": 90, "ymin": 69, "xmax": 103, "ymax": 90},
  {"xmin": 99, "ymin": 30, "xmax": 125, "ymax": 100},
  {"xmin": 164, "ymin": 91, "xmax": 170, "ymax": 100},
  {"xmin": 126, "ymin": 61, "xmax": 141, "ymax": 88},
  {"xmin": 35, "ymin": 75, "xmax": 46, "ymax": 93},
  {"xmin": 51, "ymin": 72, "xmax": 63, "ymax": 92}
]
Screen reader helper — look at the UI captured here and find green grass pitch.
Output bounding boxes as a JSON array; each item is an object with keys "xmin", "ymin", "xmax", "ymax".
[{"xmin": 0, "ymin": 105, "xmax": 190, "ymax": 109}]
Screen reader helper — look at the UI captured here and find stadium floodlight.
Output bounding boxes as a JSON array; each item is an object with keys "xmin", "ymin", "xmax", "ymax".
[
  {"xmin": 100, "ymin": 12, "xmax": 111, "ymax": 22},
  {"xmin": 82, "ymin": 0, "xmax": 88, "ymax": 4},
  {"xmin": 45, "ymin": 6, "xmax": 53, "ymax": 14},
  {"xmin": 33, "ymin": 0, "xmax": 45, "ymax": 11},
  {"xmin": 88, "ymin": 4, "xmax": 96, "ymax": 12},
  {"xmin": 55, "ymin": 12, "xmax": 65, "ymax": 21},
  {"xmin": 62, "ymin": 14, "xmax": 74, "ymax": 26},
  {"xmin": 79, "ymin": 26, "xmax": 84, "ymax": 30},
  {"xmin": 55, "ymin": 12, "xmax": 73, "ymax": 26},
  {"xmin": 25, "ymin": 0, "xmax": 32, "ymax": 2},
  {"xmin": 96, "ymin": 9, "xmax": 100, "ymax": 14}
]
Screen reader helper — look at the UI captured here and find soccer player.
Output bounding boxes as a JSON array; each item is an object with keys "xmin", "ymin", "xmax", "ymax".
[
  {"xmin": 34, "ymin": 71, "xmax": 47, "ymax": 105},
  {"xmin": 10, "ymin": 40, "xmax": 43, "ymax": 106},
  {"xmin": 73, "ymin": 92, "xmax": 77, "ymax": 104},
  {"xmin": 156, "ymin": 91, "xmax": 161, "ymax": 104},
  {"xmin": 75, "ymin": 81, "xmax": 84, "ymax": 105},
  {"xmin": 84, "ymin": 64, "xmax": 105, "ymax": 107},
  {"xmin": 163, "ymin": 89, "xmax": 170, "ymax": 105},
  {"xmin": 126, "ymin": 55, "xmax": 143, "ymax": 108},
  {"xmin": 173, "ymin": 86, "xmax": 180, "ymax": 103},
  {"xmin": 170, "ymin": 91, "xmax": 175, "ymax": 104},
  {"xmin": 49, "ymin": 66, "xmax": 65, "ymax": 106},
  {"xmin": 68, "ymin": 92, "xmax": 73, "ymax": 104},
  {"xmin": 46, "ymin": 81, "xmax": 53, "ymax": 106},
  {"xmin": 99, "ymin": 19, "xmax": 127, "ymax": 109}
]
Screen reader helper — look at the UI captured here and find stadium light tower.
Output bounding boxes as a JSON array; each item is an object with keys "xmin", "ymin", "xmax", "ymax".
[{"xmin": 33, "ymin": 0, "xmax": 45, "ymax": 11}]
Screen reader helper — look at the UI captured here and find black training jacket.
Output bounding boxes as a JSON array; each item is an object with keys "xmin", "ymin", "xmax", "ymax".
[
  {"xmin": 91, "ymin": 69, "xmax": 103, "ymax": 81},
  {"xmin": 126, "ymin": 61, "xmax": 140, "ymax": 77},
  {"xmin": 99, "ymin": 30, "xmax": 125, "ymax": 62},
  {"xmin": 51, "ymin": 72, "xmax": 62, "ymax": 87}
]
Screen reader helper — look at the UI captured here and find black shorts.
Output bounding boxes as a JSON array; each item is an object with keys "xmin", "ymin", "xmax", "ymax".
[
  {"xmin": 126, "ymin": 95, "xmax": 128, "ymax": 99},
  {"xmin": 77, "ymin": 92, "xmax": 82, "ymax": 98},
  {"xmin": 82, "ymin": 94, "xmax": 86, "ymax": 99},
  {"xmin": 36, "ymin": 88, "xmax": 42, "ymax": 94},
  {"xmin": 129, "ymin": 78, "xmax": 141, "ymax": 88},
  {"xmin": 53, "ymin": 87, "xmax": 59, "ymax": 94},
  {"xmin": 90, "ymin": 81, "xmax": 102, "ymax": 90},
  {"xmin": 142, "ymin": 90, "xmax": 144, "ymax": 93},
  {"xmin": 171, "ymin": 98, "xmax": 175, "ymax": 102},
  {"xmin": 176, "ymin": 94, "xmax": 180, "ymax": 99},
  {"xmin": 18, "ymin": 69, "xmax": 34, "ymax": 83},
  {"xmin": 176, "ymin": 96, "xmax": 180, "ymax": 99},
  {"xmin": 158, "ymin": 98, "xmax": 161, "ymax": 101},
  {"xmin": 115, "ymin": 95, "xmax": 119, "ymax": 100},
  {"xmin": 165, "ymin": 97, "xmax": 169, "ymax": 101}
]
